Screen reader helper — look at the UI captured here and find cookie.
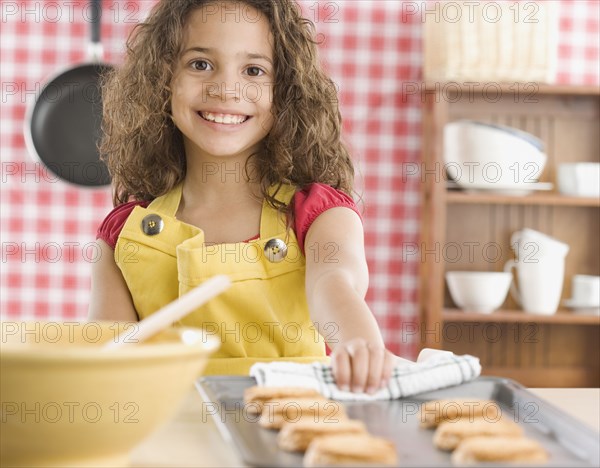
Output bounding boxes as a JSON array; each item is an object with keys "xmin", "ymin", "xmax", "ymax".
[
  {"xmin": 451, "ymin": 436, "xmax": 548, "ymax": 465},
  {"xmin": 243, "ymin": 386, "xmax": 321, "ymax": 414},
  {"xmin": 419, "ymin": 398, "xmax": 501, "ymax": 428},
  {"xmin": 303, "ymin": 433, "xmax": 398, "ymax": 467},
  {"xmin": 258, "ymin": 397, "xmax": 345, "ymax": 430},
  {"xmin": 277, "ymin": 418, "xmax": 367, "ymax": 452},
  {"xmin": 433, "ymin": 417, "xmax": 523, "ymax": 451}
]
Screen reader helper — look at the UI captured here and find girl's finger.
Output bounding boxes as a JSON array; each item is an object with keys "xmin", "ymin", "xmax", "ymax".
[
  {"xmin": 346, "ymin": 340, "xmax": 369, "ymax": 393},
  {"xmin": 331, "ymin": 347, "xmax": 352, "ymax": 392},
  {"xmin": 380, "ymin": 350, "xmax": 396, "ymax": 388},
  {"xmin": 365, "ymin": 344, "xmax": 385, "ymax": 394}
]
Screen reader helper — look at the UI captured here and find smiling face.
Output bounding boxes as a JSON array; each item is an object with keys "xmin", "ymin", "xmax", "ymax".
[{"xmin": 170, "ymin": 2, "xmax": 274, "ymax": 164}]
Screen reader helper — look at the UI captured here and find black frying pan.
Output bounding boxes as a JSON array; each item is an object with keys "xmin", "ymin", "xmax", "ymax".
[{"xmin": 24, "ymin": 0, "xmax": 112, "ymax": 187}]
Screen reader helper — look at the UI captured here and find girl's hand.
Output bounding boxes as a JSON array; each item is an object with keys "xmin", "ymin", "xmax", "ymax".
[{"xmin": 330, "ymin": 338, "xmax": 396, "ymax": 394}]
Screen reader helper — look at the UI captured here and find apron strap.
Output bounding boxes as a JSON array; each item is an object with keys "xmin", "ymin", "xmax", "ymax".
[
  {"xmin": 147, "ymin": 183, "xmax": 183, "ymax": 216},
  {"xmin": 260, "ymin": 184, "xmax": 296, "ymax": 239}
]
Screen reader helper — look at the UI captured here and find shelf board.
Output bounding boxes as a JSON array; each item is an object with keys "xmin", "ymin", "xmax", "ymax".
[
  {"xmin": 445, "ymin": 191, "xmax": 600, "ymax": 207},
  {"xmin": 423, "ymin": 82, "xmax": 600, "ymax": 96},
  {"xmin": 443, "ymin": 308, "xmax": 600, "ymax": 325}
]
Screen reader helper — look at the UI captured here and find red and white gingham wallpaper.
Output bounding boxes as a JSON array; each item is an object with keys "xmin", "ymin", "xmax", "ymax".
[{"xmin": 1, "ymin": 1, "xmax": 599, "ymax": 358}]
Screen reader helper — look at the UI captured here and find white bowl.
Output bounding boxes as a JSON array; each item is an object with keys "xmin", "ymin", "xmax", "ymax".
[
  {"xmin": 446, "ymin": 271, "xmax": 512, "ymax": 314},
  {"xmin": 557, "ymin": 163, "xmax": 600, "ymax": 198},
  {"xmin": 444, "ymin": 120, "xmax": 547, "ymax": 190}
]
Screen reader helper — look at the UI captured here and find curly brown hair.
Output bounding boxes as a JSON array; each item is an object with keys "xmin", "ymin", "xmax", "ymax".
[{"xmin": 100, "ymin": 0, "xmax": 354, "ymax": 209}]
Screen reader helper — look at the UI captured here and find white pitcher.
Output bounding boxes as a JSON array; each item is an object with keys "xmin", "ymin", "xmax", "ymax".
[{"xmin": 504, "ymin": 228, "xmax": 569, "ymax": 315}]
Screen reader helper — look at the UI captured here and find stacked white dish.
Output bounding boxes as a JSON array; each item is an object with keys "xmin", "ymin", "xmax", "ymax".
[
  {"xmin": 444, "ymin": 120, "xmax": 550, "ymax": 196},
  {"xmin": 557, "ymin": 163, "xmax": 600, "ymax": 198},
  {"xmin": 564, "ymin": 274, "xmax": 600, "ymax": 315}
]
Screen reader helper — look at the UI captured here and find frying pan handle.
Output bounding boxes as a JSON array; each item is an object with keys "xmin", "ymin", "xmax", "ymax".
[
  {"xmin": 88, "ymin": 0, "xmax": 104, "ymax": 61},
  {"xmin": 91, "ymin": 0, "xmax": 101, "ymax": 44}
]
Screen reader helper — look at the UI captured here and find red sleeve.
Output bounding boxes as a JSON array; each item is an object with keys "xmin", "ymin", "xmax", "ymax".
[
  {"xmin": 96, "ymin": 201, "xmax": 150, "ymax": 249},
  {"xmin": 293, "ymin": 183, "xmax": 362, "ymax": 254}
]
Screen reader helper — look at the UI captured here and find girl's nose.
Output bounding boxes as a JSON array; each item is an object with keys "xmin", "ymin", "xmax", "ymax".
[{"xmin": 204, "ymin": 69, "xmax": 241, "ymax": 103}]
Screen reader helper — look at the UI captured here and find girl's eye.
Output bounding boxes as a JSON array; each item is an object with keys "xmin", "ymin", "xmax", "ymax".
[
  {"xmin": 246, "ymin": 66, "xmax": 265, "ymax": 77},
  {"xmin": 191, "ymin": 60, "xmax": 212, "ymax": 71}
]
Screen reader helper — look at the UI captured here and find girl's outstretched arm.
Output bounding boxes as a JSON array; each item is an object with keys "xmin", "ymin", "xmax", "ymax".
[
  {"xmin": 88, "ymin": 239, "xmax": 139, "ymax": 322},
  {"xmin": 304, "ymin": 207, "xmax": 396, "ymax": 394}
]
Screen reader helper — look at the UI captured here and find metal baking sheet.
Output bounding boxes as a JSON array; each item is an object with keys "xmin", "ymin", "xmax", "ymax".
[{"xmin": 195, "ymin": 376, "xmax": 600, "ymax": 467}]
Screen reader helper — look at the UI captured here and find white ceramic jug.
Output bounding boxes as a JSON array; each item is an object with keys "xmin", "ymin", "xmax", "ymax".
[{"xmin": 504, "ymin": 228, "xmax": 569, "ymax": 315}]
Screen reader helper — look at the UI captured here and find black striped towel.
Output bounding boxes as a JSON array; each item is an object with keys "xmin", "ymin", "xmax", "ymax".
[{"xmin": 249, "ymin": 349, "xmax": 481, "ymax": 401}]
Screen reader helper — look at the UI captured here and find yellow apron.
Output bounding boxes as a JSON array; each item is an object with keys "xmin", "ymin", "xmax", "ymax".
[{"xmin": 115, "ymin": 184, "xmax": 326, "ymax": 374}]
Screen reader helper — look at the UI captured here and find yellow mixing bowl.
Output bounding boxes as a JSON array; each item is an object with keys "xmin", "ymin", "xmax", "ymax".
[{"xmin": 1, "ymin": 321, "xmax": 219, "ymax": 467}]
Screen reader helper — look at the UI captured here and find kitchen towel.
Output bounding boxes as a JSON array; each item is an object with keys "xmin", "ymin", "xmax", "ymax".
[{"xmin": 249, "ymin": 349, "xmax": 481, "ymax": 401}]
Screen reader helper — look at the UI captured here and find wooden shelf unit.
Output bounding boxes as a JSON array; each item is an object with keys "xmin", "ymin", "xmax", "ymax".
[
  {"xmin": 419, "ymin": 84, "xmax": 600, "ymax": 388},
  {"xmin": 443, "ymin": 309, "xmax": 600, "ymax": 325},
  {"xmin": 446, "ymin": 191, "xmax": 600, "ymax": 207}
]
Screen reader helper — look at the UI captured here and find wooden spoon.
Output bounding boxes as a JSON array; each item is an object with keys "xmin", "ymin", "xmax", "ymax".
[{"xmin": 104, "ymin": 275, "xmax": 231, "ymax": 350}]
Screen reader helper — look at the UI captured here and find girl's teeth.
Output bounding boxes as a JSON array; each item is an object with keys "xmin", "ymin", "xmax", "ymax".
[{"xmin": 201, "ymin": 112, "xmax": 247, "ymax": 124}]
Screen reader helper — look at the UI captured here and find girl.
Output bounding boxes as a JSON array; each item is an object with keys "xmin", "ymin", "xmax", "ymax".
[{"xmin": 90, "ymin": 0, "xmax": 396, "ymax": 394}]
